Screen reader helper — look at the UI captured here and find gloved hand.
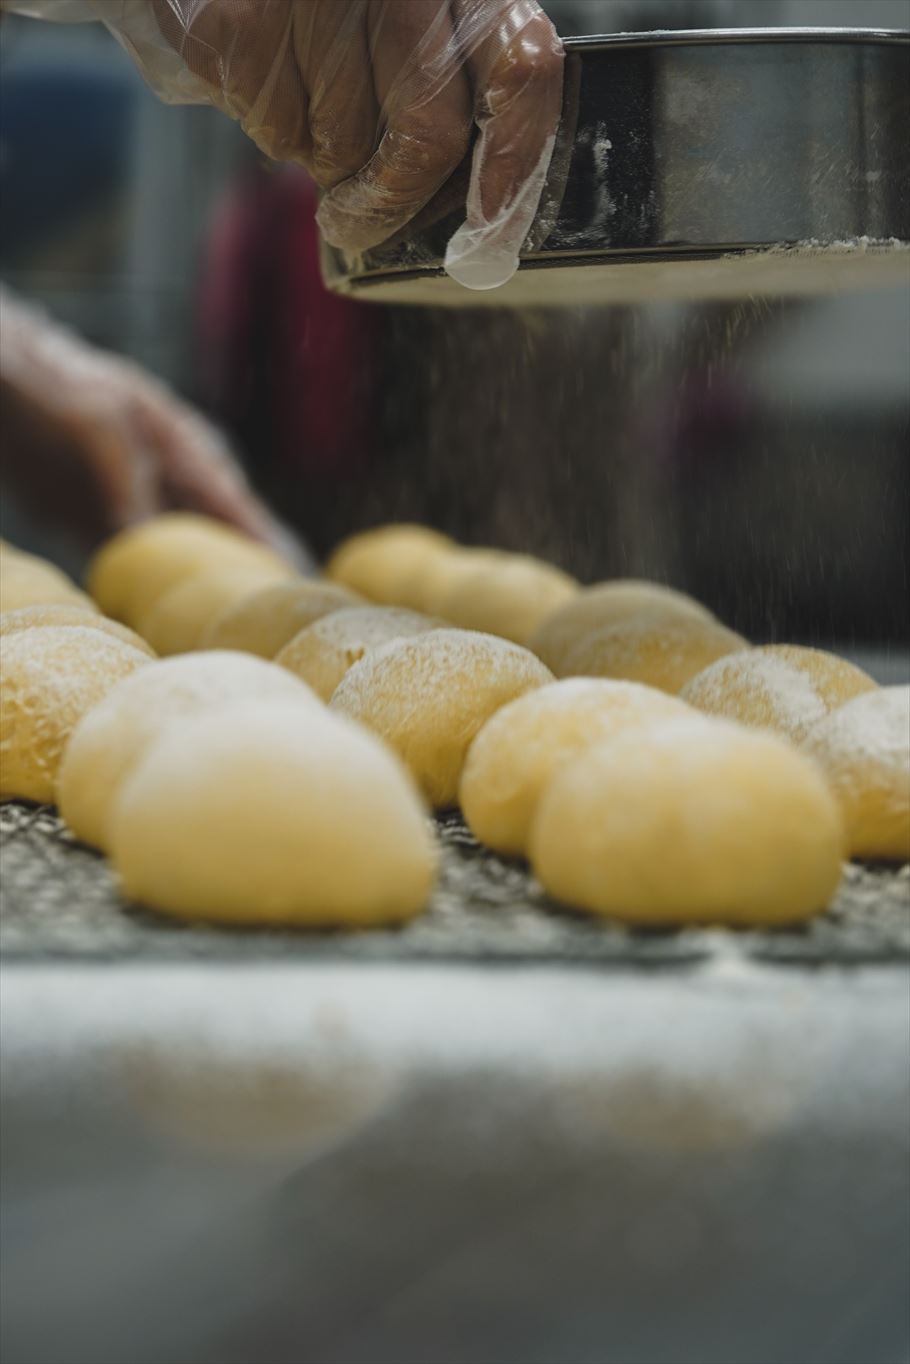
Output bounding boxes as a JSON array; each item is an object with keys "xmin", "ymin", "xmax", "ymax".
[
  {"xmin": 0, "ymin": 289, "xmax": 307, "ymax": 561},
  {"xmin": 7, "ymin": 0, "xmax": 564, "ymax": 290}
]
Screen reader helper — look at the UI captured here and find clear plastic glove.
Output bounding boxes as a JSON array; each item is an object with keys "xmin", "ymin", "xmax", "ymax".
[
  {"xmin": 7, "ymin": 0, "xmax": 564, "ymax": 290},
  {"xmin": 0, "ymin": 289, "xmax": 307, "ymax": 561}
]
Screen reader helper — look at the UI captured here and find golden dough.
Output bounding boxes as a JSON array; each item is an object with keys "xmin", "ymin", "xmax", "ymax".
[
  {"xmin": 330, "ymin": 629, "xmax": 553, "ymax": 807},
  {"xmin": 136, "ymin": 564, "xmax": 291, "ymax": 656},
  {"xmin": 325, "ymin": 523, "xmax": 454, "ymax": 603},
  {"xmin": 276, "ymin": 606, "xmax": 441, "ymax": 701},
  {"xmin": 201, "ymin": 578, "xmax": 361, "ymax": 657},
  {"xmin": 0, "ymin": 604, "xmax": 155, "ymax": 656},
  {"xmin": 531, "ymin": 716, "xmax": 844, "ymax": 926},
  {"xmin": 559, "ymin": 607, "xmax": 748, "ymax": 694},
  {"xmin": 87, "ymin": 513, "xmax": 291, "ymax": 624},
  {"xmin": 58, "ymin": 650, "xmax": 319, "ymax": 850},
  {"xmin": 460, "ymin": 678, "xmax": 687, "ymax": 856},
  {"xmin": 395, "ymin": 547, "xmax": 512, "ymax": 614},
  {"xmin": 681, "ymin": 644, "xmax": 877, "ymax": 744},
  {"xmin": 529, "ymin": 580, "xmax": 714, "ymax": 674},
  {"xmin": 435, "ymin": 554, "xmax": 578, "ymax": 646},
  {"xmin": 109, "ymin": 701, "xmax": 437, "ymax": 926},
  {"xmin": 0, "ymin": 626, "xmax": 150, "ymax": 804},
  {"xmin": 0, "ymin": 553, "xmax": 97, "ymax": 615},
  {"xmin": 802, "ymin": 685, "xmax": 910, "ymax": 861}
]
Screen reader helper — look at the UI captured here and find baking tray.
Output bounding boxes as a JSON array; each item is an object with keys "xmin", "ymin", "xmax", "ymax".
[{"xmin": 321, "ymin": 28, "xmax": 910, "ymax": 307}]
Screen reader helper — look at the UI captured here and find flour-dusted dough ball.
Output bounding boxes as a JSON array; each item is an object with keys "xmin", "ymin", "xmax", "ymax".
[
  {"xmin": 460, "ymin": 678, "xmax": 688, "ymax": 857},
  {"xmin": 0, "ymin": 604, "xmax": 155, "ymax": 656},
  {"xmin": 559, "ymin": 607, "xmax": 748, "ymax": 695},
  {"xmin": 201, "ymin": 578, "xmax": 361, "ymax": 657},
  {"xmin": 530, "ymin": 580, "xmax": 714, "ymax": 674},
  {"xmin": 0, "ymin": 626, "xmax": 150, "ymax": 804},
  {"xmin": 87, "ymin": 513, "xmax": 291, "ymax": 624},
  {"xmin": 136, "ymin": 564, "xmax": 291, "ymax": 656},
  {"xmin": 0, "ymin": 553, "xmax": 97, "ymax": 615},
  {"xmin": 531, "ymin": 717, "xmax": 844, "ymax": 926},
  {"xmin": 57, "ymin": 651, "xmax": 318, "ymax": 850},
  {"xmin": 331, "ymin": 629, "xmax": 554, "ymax": 807},
  {"xmin": 276, "ymin": 606, "xmax": 441, "ymax": 701},
  {"xmin": 436, "ymin": 554, "xmax": 578, "ymax": 646},
  {"xmin": 325, "ymin": 523, "xmax": 454, "ymax": 604},
  {"xmin": 109, "ymin": 701, "xmax": 437, "ymax": 926},
  {"xmin": 681, "ymin": 644, "xmax": 878, "ymax": 744},
  {"xmin": 802, "ymin": 686, "xmax": 910, "ymax": 861}
]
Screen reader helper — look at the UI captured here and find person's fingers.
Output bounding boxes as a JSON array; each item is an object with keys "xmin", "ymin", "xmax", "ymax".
[{"xmin": 296, "ymin": 1, "xmax": 379, "ymax": 191}]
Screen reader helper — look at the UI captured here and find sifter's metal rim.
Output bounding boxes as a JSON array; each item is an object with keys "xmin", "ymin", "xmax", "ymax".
[{"xmin": 562, "ymin": 28, "xmax": 909, "ymax": 51}]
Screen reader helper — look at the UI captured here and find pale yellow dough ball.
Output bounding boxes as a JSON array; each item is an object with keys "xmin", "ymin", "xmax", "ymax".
[
  {"xmin": 201, "ymin": 578, "xmax": 361, "ymax": 657},
  {"xmin": 57, "ymin": 651, "xmax": 319, "ymax": 850},
  {"xmin": 0, "ymin": 553, "xmax": 97, "ymax": 615},
  {"xmin": 276, "ymin": 606, "xmax": 441, "ymax": 701},
  {"xmin": 460, "ymin": 678, "xmax": 688, "ymax": 857},
  {"xmin": 325, "ymin": 523, "xmax": 454, "ymax": 604},
  {"xmin": 559, "ymin": 607, "xmax": 748, "ymax": 695},
  {"xmin": 802, "ymin": 685, "xmax": 910, "ymax": 861},
  {"xmin": 531, "ymin": 717, "xmax": 845, "ymax": 926},
  {"xmin": 681, "ymin": 644, "xmax": 877, "ymax": 744},
  {"xmin": 530, "ymin": 580, "xmax": 714, "ymax": 674},
  {"xmin": 0, "ymin": 605, "xmax": 155, "ymax": 656},
  {"xmin": 330, "ymin": 629, "xmax": 554, "ymax": 807},
  {"xmin": 136, "ymin": 564, "xmax": 291, "ymax": 656},
  {"xmin": 109, "ymin": 701, "xmax": 437, "ymax": 926},
  {"xmin": 436, "ymin": 554, "xmax": 578, "ymax": 646},
  {"xmin": 87, "ymin": 513, "xmax": 291, "ymax": 624},
  {"xmin": 0, "ymin": 626, "xmax": 150, "ymax": 804}
]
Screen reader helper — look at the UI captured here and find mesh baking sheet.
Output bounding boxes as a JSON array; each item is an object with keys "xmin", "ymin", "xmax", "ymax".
[{"xmin": 1, "ymin": 802, "xmax": 907, "ymax": 968}]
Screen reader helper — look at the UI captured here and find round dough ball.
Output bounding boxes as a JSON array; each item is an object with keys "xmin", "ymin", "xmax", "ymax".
[
  {"xmin": 201, "ymin": 578, "xmax": 361, "ymax": 657},
  {"xmin": 0, "ymin": 604, "xmax": 155, "ymax": 656},
  {"xmin": 330, "ymin": 629, "xmax": 554, "ymax": 807},
  {"xmin": 136, "ymin": 564, "xmax": 291, "ymax": 656},
  {"xmin": 396, "ymin": 547, "xmax": 512, "ymax": 614},
  {"xmin": 802, "ymin": 686, "xmax": 910, "ymax": 861},
  {"xmin": 0, "ymin": 626, "xmax": 150, "ymax": 804},
  {"xmin": 681, "ymin": 644, "xmax": 878, "ymax": 744},
  {"xmin": 58, "ymin": 651, "xmax": 319, "ymax": 850},
  {"xmin": 87, "ymin": 513, "xmax": 291, "ymax": 624},
  {"xmin": 436, "ymin": 554, "xmax": 578, "ymax": 646},
  {"xmin": 0, "ymin": 553, "xmax": 97, "ymax": 615},
  {"xmin": 559, "ymin": 607, "xmax": 748, "ymax": 694},
  {"xmin": 109, "ymin": 701, "xmax": 437, "ymax": 926},
  {"xmin": 530, "ymin": 580, "xmax": 714, "ymax": 674},
  {"xmin": 531, "ymin": 717, "xmax": 845, "ymax": 926},
  {"xmin": 276, "ymin": 606, "xmax": 441, "ymax": 701},
  {"xmin": 325, "ymin": 523, "xmax": 454, "ymax": 604},
  {"xmin": 460, "ymin": 678, "xmax": 688, "ymax": 857}
]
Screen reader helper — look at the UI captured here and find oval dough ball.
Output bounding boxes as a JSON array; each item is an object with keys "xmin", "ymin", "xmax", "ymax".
[
  {"xmin": 276, "ymin": 606, "xmax": 441, "ymax": 701},
  {"xmin": 0, "ymin": 604, "xmax": 155, "ymax": 656},
  {"xmin": 0, "ymin": 626, "xmax": 150, "ymax": 804},
  {"xmin": 530, "ymin": 580, "xmax": 714, "ymax": 674},
  {"xmin": 681, "ymin": 644, "xmax": 878, "ymax": 744},
  {"xmin": 0, "ymin": 553, "xmax": 97, "ymax": 615},
  {"xmin": 396, "ymin": 547, "xmax": 513, "ymax": 615},
  {"xmin": 202, "ymin": 578, "xmax": 361, "ymax": 657},
  {"xmin": 531, "ymin": 717, "xmax": 845, "ymax": 926},
  {"xmin": 325, "ymin": 523, "xmax": 454, "ymax": 603},
  {"xmin": 331, "ymin": 629, "xmax": 554, "ymax": 807},
  {"xmin": 559, "ymin": 607, "xmax": 748, "ymax": 694},
  {"xmin": 57, "ymin": 651, "xmax": 319, "ymax": 849},
  {"xmin": 87, "ymin": 513, "xmax": 292, "ymax": 624},
  {"xmin": 436, "ymin": 554, "xmax": 578, "ymax": 646},
  {"xmin": 460, "ymin": 678, "xmax": 688, "ymax": 857},
  {"xmin": 109, "ymin": 701, "xmax": 437, "ymax": 926},
  {"xmin": 136, "ymin": 564, "xmax": 291, "ymax": 656},
  {"xmin": 802, "ymin": 686, "xmax": 910, "ymax": 861}
]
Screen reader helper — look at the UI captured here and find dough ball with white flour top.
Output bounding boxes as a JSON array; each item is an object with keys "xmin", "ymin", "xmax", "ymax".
[
  {"xmin": 0, "ymin": 626, "xmax": 150, "ymax": 804},
  {"xmin": 136, "ymin": 564, "xmax": 290, "ymax": 655},
  {"xmin": 436, "ymin": 554, "xmax": 578, "ymax": 645},
  {"xmin": 276, "ymin": 606, "xmax": 441, "ymax": 701},
  {"xmin": 326, "ymin": 524, "xmax": 454, "ymax": 603},
  {"xmin": 330, "ymin": 629, "xmax": 554, "ymax": 807},
  {"xmin": 202, "ymin": 578, "xmax": 362, "ymax": 657},
  {"xmin": 460, "ymin": 678, "xmax": 689, "ymax": 857},
  {"xmin": 531, "ymin": 717, "xmax": 845, "ymax": 926},
  {"xmin": 530, "ymin": 580, "xmax": 714, "ymax": 674},
  {"xmin": 559, "ymin": 607, "xmax": 748, "ymax": 694},
  {"xmin": 0, "ymin": 553, "xmax": 97, "ymax": 615},
  {"xmin": 109, "ymin": 701, "xmax": 437, "ymax": 926},
  {"xmin": 802, "ymin": 686, "xmax": 910, "ymax": 861},
  {"xmin": 58, "ymin": 651, "xmax": 319, "ymax": 850},
  {"xmin": 681, "ymin": 644, "xmax": 877, "ymax": 744},
  {"xmin": 0, "ymin": 605, "xmax": 155, "ymax": 656}
]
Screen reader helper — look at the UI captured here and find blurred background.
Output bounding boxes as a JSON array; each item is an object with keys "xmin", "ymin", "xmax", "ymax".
[{"xmin": 1, "ymin": 0, "xmax": 908, "ymax": 650}]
